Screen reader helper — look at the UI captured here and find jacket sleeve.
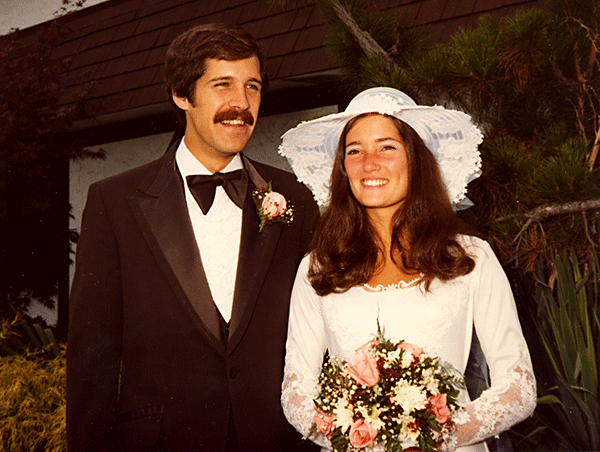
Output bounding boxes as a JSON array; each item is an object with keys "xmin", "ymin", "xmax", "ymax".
[{"xmin": 67, "ymin": 182, "xmax": 122, "ymax": 451}]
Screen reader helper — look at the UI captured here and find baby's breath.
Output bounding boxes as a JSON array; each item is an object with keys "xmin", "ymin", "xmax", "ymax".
[{"xmin": 311, "ymin": 326, "xmax": 464, "ymax": 452}]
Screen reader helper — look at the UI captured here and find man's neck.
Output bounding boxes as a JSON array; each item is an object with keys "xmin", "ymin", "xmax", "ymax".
[{"xmin": 183, "ymin": 137, "xmax": 237, "ymax": 174}]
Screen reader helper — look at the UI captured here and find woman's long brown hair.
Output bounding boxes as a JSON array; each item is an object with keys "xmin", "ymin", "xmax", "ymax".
[{"xmin": 308, "ymin": 113, "xmax": 476, "ymax": 296}]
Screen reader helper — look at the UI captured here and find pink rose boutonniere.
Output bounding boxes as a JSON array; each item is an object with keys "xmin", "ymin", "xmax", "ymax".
[{"xmin": 252, "ymin": 181, "xmax": 294, "ymax": 232}]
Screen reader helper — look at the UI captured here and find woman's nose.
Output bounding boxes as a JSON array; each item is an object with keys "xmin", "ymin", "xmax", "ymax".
[{"xmin": 362, "ymin": 152, "xmax": 379, "ymax": 171}]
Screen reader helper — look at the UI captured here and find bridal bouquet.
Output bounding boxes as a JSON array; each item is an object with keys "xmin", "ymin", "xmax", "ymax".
[{"xmin": 311, "ymin": 327, "xmax": 463, "ymax": 452}]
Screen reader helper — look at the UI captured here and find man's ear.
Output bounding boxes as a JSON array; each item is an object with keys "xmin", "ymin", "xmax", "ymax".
[{"xmin": 172, "ymin": 91, "xmax": 192, "ymax": 111}]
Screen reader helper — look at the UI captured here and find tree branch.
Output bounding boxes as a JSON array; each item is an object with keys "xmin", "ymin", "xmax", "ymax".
[
  {"xmin": 590, "ymin": 125, "xmax": 600, "ymax": 170},
  {"xmin": 512, "ymin": 198, "xmax": 600, "ymax": 245},
  {"xmin": 328, "ymin": 0, "xmax": 399, "ymax": 73}
]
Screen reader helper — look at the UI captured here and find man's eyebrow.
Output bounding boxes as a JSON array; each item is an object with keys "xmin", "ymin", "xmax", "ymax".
[
  {"xmin": 207, "ymin": 75, "xmax": 233, "ymax": 83},
  {"xmin": 207, "ymin": 76, "xmax": 263, "ymax": 86}
]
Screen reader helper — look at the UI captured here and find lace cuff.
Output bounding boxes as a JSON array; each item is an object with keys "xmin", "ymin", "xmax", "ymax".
[
  {"xmin": 452, "ymin": 363, "xmax": 536, "ymax": 447},
  {"xmin": 282, "ymin": 370, "xmax": 331, "ymax": 449}
]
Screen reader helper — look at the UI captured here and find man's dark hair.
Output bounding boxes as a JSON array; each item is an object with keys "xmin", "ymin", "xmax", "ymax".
[{"xmin": 164, "ymin": 23, "xmax": 267, "ymax": 124}]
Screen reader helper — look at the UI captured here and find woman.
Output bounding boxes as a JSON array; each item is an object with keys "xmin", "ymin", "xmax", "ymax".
[{"xmin": 279, "ymin": 88, "xmax": 536, "ymax": 451}]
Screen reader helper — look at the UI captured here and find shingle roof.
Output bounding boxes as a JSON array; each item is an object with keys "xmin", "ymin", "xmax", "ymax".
[{"xmin": 25, "ymin": 0, "xmax": 540, "ymax": 126}]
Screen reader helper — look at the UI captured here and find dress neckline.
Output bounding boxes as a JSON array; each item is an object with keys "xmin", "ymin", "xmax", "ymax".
[{"xmin": 363, "ymin": 275, "xmax": 423, "ymax": 292}]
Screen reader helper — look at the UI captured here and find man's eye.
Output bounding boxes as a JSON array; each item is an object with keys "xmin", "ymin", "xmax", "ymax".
[{"xmin": 247, "ymin": 83, "xmax": 261, "ymax": 91}]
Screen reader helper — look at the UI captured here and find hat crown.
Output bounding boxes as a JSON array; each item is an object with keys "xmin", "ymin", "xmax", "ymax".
[{"xmin": 345, "ymin": 87, "xmax": 417, "ymax": 114}]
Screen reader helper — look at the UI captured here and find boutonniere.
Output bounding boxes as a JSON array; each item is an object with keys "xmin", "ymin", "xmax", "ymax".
[{"xmin": 252, "ymin": 181, "xmax": 294, "ymax": 232}]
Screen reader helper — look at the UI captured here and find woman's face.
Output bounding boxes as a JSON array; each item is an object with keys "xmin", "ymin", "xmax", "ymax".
[{"xmin": 344, "ymin": 114, "xmax": 409, "ymax": 216}]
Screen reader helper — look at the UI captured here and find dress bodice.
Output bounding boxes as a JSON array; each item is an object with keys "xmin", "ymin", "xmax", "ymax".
[{"xmin": 281, "ymin": 236, "xmax": 536, "ymax": 452}]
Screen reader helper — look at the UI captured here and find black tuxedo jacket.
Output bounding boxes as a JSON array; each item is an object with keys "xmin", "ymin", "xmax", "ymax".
[{"xmin": 66, "ymin": 140, "xmax": 319, "ymax": 451}]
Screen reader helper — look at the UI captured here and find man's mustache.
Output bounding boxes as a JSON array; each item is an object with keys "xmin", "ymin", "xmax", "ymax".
[{"xmin": 214, "ymin": 109, "xmax": 255, "ymax": 126}]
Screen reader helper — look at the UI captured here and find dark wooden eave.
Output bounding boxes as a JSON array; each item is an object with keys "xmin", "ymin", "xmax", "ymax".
[{"xmin": 14, "ymin": 0, "xmax": 540, "ymax": 144}]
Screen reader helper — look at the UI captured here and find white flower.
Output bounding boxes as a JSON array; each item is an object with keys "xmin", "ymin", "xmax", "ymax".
[
  {"xmin": 358, "ymin": 405, "xmax": 386, "ymax": 431},
  {"xmin": 391, "ymin": 379, "xmax": 428, "ymax": 413},
  {"xmin": 388, "ymin": 348, "xmax": 401, "ymax": 362},
  {"xmin": 401, "ymin": 351, "xmax": 414, "ymax": 367},
  {"xmin": 422, "ymin": 367, "xmax": 439, "ymax": 393},
  {"xmin": 398, "ymin": 414, "xmax": 420, "ymax": 444},
  {"xmin": 334, "ymin": 400, "xmax": 354, "ymax": 432}
]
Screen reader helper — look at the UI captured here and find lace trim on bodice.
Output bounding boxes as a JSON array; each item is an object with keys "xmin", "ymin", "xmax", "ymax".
[{"xmin": 363, "ymin": 275, "xmax": 424, "ymax": 292}]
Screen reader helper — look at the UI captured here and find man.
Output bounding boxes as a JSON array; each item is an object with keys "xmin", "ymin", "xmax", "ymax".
[{"xmin": 67, "ymin": 23, "xmax": 319, "ymax": 451}]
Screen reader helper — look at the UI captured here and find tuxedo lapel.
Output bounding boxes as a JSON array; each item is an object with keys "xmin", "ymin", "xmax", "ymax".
[
  {"xmin": 228, "ymin": 158, "xmax": 283, "ymax": 350},
  {"xmin": 128, "ymin": 143, "xmax": 226, "ymax": 356}
]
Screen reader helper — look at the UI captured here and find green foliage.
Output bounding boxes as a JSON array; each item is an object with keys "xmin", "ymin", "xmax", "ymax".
[
  {"xmin": 321, "ymin": 0, "xmax": 431, "ymax": 99},
  {"xmin": 515, "ymin": 250, "xmax": 600, "ymax": 450},
  {"xmin": 1, "ymin": 315, "xmax": 61, "ymax": 359},
  {"xmin": 276, "ymin": 0, "xmax": 600, "ymax": 268},
  {"xmin": 427, "ymin": 9, "xmax": 560, "ymax": 136},
  {"xmin": 530, "ymin": 138, "xmax": 596, "ymax": 203},
  {"xmin": 462, "ymin": 131, "xmax": 600, "ymax": 264}
]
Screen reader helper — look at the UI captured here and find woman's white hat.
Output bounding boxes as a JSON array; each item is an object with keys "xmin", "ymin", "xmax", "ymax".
[{"xmin": 279, "ymin": 87, "xmax": 483, "ymax": 208}]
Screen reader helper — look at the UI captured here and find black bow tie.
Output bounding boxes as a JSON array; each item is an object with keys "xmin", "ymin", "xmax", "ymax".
[{"xmin": 186, "ymin": 169, "xmax": 248, "ymax": 215}]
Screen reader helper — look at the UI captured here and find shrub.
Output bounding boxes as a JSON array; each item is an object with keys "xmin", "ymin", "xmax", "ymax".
[{"xmin": 0, "ymin": 348, "xmax": 66, "ymax": 451}]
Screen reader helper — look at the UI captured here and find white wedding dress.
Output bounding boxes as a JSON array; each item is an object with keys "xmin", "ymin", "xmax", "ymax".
[{"xmin": 281, "ymin": 236, "xmax": 536, "ymax": 451}]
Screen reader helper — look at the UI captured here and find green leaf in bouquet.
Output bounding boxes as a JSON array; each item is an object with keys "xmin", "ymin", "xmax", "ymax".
[{"xmin": 329, "ymin": 426, "xmax": 349, "ymax": 452}]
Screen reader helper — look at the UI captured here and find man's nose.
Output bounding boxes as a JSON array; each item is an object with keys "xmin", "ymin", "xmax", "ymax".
[{"xmin": 229, "ymin": 84, "xmax": 250, "ymax": 110}]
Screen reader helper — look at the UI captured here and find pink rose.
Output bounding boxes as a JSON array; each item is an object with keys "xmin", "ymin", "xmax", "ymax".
[
  {"xmin": 355, "ymin": 339, "xmax": 376, "ymax": 355},
  {"xmin": 398, "ymin": 342, "xmax": 423, "ymax": 358},
  {"xmin": 349, "ymin": 418, "xmax": 378, "ymax": 449},
  {"xmin": 313, "ymin": 409, "xmax": 334, "ymax": 437},
  {"xmin": 346, "ymin": 351, "xmax": 379, "ymax": 387},
  {"xmin": 429, "ymin": 393, "xmax": 451, "ymax": 423},
  {"xmin": 261, "ymin": 191, "xmax": 287, "ymax": 218}
]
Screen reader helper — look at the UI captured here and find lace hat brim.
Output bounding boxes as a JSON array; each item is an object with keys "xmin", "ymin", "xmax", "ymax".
[{"xmin": 279, "ymin": 87, "xmax": 483, "ymax": 208}]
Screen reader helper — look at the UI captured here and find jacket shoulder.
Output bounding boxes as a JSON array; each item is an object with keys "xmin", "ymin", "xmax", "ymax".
[
  {"xmin": 90, "ymin": 154, "xmax": 166, "ymax": 194},
  {"xmin": 248, "ymin": 158, "xmax": 309, "ymax": 193}
]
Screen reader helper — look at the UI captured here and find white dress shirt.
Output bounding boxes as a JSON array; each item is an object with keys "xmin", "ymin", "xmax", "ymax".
[{"xmin": 175, "ymin": 140, "xmax": 243, "ymax": 323}]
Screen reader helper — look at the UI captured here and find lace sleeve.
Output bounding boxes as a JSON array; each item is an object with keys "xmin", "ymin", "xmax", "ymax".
[
  {"xmin": 452, "ymin": 349, "xmax": 536, "ymax": 447},
  {"xmin": 281, "ymin": 257, "xmax": 331, "ymax": 449},
  {"xmin": 451, "ymin": 239, "xmax": 537, "ymax": 449}
]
